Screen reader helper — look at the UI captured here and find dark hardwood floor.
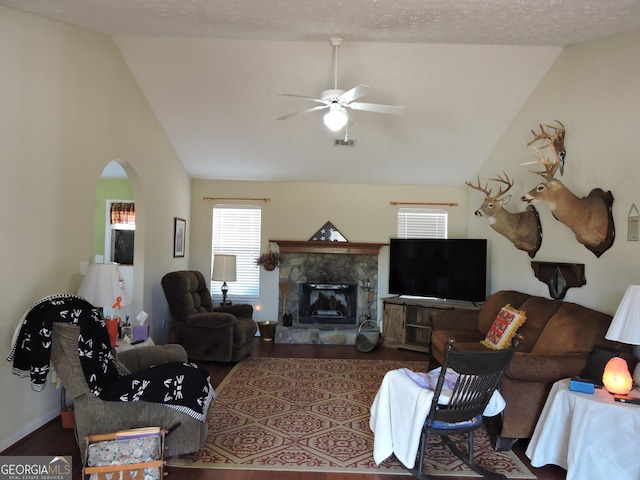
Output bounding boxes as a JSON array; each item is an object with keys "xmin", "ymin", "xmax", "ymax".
[{"xmin": 3, "ymin": 339, "xmax": 566, "ymax": 479}]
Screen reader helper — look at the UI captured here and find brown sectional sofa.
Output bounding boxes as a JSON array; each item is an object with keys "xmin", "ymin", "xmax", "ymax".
[{"xmin": 429, "ymin": 290, "xmax": 632, "ymax": 450}]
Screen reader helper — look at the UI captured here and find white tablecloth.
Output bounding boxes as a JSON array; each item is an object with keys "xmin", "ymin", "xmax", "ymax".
[
  {"xmin": 369, "ymin": 368, "xmax": 505, "ymax": 469},
  {"xmin": 526, "ymin": 379, "xmax": 640, "ymax": 480}
]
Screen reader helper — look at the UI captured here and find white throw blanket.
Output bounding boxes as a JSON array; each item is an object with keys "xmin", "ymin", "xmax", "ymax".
[{"xmin": 369, "ymin": 368, "xmax": 505, "ymax": 469}]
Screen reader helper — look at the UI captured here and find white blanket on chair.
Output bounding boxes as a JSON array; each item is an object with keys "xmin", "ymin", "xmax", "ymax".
[{"xmin": 369, "ymin": 368, "xmax": 505, "ymax": 469}]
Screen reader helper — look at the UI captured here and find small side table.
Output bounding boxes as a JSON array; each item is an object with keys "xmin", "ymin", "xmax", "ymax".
[{"xmin": 526, "ymin": 378, "xmax": 640, "ymax": 480}]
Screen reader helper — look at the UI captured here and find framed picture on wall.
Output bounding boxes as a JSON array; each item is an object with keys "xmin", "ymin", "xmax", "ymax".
[{"xmin": 174, "ymin": 218, "xmax": 186, "ymax": 257}]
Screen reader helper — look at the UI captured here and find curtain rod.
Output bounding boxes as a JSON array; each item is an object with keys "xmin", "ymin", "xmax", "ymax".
[
  {"xmin": 203, "ymin": 197, "xmax": 270, "ymax": 202},
  {"xmin": 390, "ymin": 201, "xmax": 459, "ymax": 207}
]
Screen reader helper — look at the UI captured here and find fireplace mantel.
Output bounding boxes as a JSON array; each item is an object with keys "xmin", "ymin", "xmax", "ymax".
[{"xmin": 271, "ymin": 240, "xmax": 387, "ymax": 255}]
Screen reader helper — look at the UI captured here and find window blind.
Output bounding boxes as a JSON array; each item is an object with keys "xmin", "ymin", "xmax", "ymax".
[
  {"xmin": 397, "ymin": 208, "xmax": 448, "ymax": 238},
  {"xmin": 212, "ymin": 205, "xmax": 261, "ymax": 302}
]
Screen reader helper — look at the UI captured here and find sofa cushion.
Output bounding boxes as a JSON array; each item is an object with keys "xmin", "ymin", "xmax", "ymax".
[
  {"xmin": 430, "ymin": 330, "xmax": 485, "ymax": 362},
  {"xmin": 481, "ymin": 304, "xmax": 526, "ymax": 350},
  {"xmin": 432, "ymin": 329, "xmax": 485, "ymax": 346},
  {"xmin": 477, "ymin": 290, "xmax": 530, "ymax": 334},
  {"xmin": 515, "ymin": 296, "xmax": 562, "ymax": 352},
  {"xmin": 532, "ymin": 302, "xmax": 613, "ymax": 354}
]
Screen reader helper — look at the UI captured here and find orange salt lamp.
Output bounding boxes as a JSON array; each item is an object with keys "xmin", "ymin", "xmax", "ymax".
[{"xmin": 602, "ymin": 357, "xmax": 633, "ymax": 394}]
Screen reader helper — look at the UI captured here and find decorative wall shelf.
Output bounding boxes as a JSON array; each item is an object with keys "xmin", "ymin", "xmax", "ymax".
[
  {"xmin": 270, "ymin": 240, "xmax": 387, "ymax": 255},
  {"xmin": 530, "ymin": 261, "xmax": 586, "ymax": 299}
]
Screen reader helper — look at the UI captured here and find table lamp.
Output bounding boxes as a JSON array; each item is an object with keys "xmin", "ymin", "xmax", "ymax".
[
  {"xmin": 212, "ymin": 254, "xmax": 236, "ymax": 305},
  {"xmin": 602, "ymin": 357, "xmax": 633, "ymax": 394},
  {"xmin": 77, "ymin": 263, "xmax": 130, "ymax": 346},
  {"xmin": 605, "ymin": 285, "xmax": 640, "ymax": 391}
]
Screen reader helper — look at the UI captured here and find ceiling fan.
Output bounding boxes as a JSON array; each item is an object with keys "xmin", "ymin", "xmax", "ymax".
[{"xmin": 277, "ymin": 37, "xmax": 405, "ymax": 132}]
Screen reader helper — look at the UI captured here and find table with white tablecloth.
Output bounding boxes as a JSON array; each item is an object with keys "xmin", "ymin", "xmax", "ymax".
[{"xmin": 526, "ymin": 378, "xmax": 640, "ymax": 480}]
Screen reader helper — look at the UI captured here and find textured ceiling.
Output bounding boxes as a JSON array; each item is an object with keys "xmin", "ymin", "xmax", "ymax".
[
  {"xmin": 3, "ymin": 0, "xmax": 640, "ymax": 184},
  {"xmin": 3, "ymin": 0, "xmax": 640, "ymax": 46}
]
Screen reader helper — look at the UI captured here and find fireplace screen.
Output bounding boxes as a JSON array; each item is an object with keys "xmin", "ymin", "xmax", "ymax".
[{"xmin": 298, "ymin": 283, "xmax": 358, "ymax": 325}]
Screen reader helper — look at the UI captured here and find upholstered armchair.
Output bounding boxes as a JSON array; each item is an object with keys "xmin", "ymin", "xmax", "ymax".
[
  {"xmin": 161, "ymin": 270, "xmax": 257, "ymax": 362},
  {"xmin": 51, "ymin": 323, "xmax": 209, "ymax": 460}
]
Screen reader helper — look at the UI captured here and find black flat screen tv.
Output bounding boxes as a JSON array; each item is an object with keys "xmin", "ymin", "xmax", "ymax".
[{"xmin": 388, "ymin": 238, "xmax": 487, "ymax": 302}]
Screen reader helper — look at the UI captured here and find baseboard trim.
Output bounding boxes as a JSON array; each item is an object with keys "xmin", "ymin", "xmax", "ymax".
[{"xmin": 0, "ymin": 408, "xmax": 59, "ymax": 453}]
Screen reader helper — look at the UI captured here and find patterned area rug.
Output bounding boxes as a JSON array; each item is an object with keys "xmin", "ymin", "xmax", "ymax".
[{"xmin": 168, "ymin": 357, "xmax": 535, "ymax": 477}]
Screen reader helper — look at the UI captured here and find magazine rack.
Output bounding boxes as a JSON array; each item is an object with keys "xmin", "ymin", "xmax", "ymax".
[{"xmin": 82, "ymin": 428, "xmax": 166, "ymax": 480}]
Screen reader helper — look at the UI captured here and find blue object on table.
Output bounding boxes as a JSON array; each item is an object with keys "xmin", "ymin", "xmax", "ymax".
[{"xmin": 569, "ymin": 377, "xmax": 595, "ymax": 394}]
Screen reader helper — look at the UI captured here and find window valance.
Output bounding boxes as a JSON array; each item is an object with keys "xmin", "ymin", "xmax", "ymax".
[{"xmin": 110, "ymin": 202, "xmax": 135, "ymax": 225}]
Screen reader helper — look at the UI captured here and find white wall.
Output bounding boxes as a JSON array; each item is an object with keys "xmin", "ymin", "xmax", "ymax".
[
  {"xmin": 0, "ymin": 7, "xmax": 191, "ymax": 451},
  {"xmin": 190, "ymin": 180, "xmax": 470, "ymax": 322},
  {"xmin": 469, "ymin": 30, "xmax": 640, "ymax": 315}
]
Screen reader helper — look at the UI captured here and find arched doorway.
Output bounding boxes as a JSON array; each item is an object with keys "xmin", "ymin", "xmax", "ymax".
[{"xmin": 94, "ymin": 160, "xmax": 141, "ymax": 321}]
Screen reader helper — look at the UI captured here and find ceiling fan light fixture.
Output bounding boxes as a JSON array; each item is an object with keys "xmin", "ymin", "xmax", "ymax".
[
  {"xmin": 323, "ymin": 105, "xmax": 348, "ymax": 131},
  {"xmin": 278, "ymin": 38, "xmax": 403, "ymax": 129}
]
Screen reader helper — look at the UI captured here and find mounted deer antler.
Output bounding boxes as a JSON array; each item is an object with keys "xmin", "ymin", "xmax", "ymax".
[
  {"xmin": 467, "ymin": 173, "xmax": 542, "ymax": 257},
  {"xmin": 466, "ymin": 172, "xmax": 514, "ymax": 200},
  {"xmin": 525, "ymin": 121, "xmax": 566, "ymax": 175},
  {"xmin": 520, "ymin": 120, "xmax": 615, "ymax": 257},
  {"xmin": 523, "ymin": 146, "xmax": 560, "ymax": 179}
]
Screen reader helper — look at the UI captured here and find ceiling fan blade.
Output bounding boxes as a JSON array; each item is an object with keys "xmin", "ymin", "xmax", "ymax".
[
  {"xmin": 278, "ymin": 93, "xmax": 327, "ymax": 105},
  {"xmin": 277, "ymin": 104, "xmax": 329, "ymax": 121},
  {"xmin": 348, "ymin": 102, "xmax": 405, "ymax": 115},
  {"xmin": 339, "ymin": 84, "xmax": 372, "ymax": 103}
]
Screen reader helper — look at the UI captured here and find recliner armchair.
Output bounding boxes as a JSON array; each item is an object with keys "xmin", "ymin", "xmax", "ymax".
[
  {"xmin": 51, "ymin": 323, "xmax": 208, "ymax": 460},
  {"xmin": 161, "ymin": 270, "xmax": 257, "ymax": 362}
]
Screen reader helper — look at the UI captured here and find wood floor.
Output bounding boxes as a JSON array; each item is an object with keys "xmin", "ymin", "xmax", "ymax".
[{"xmin": 3, "ymin": 339, "xmax": 566, "ymax": 480}]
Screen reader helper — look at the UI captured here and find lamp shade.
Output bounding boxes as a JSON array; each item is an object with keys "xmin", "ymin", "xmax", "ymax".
[
  {"xmin": 606, "ymin": 285, "xmax": 640, "ymax": 345},
  {"xmin": 323, "ymin": 106, "xmax": 348, "ymax": 131},
  {"xmin": 77, "ymin": 263, "xmax": 130, "ymax": 309},
  {"xmin": 212, "ymin": 254, "xmax": 237, "ymax": 282}
]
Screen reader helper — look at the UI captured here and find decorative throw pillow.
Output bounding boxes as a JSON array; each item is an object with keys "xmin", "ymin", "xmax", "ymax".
[{"xmin": 480, "ymin": 304, "xmax": 526, "ymax": 350}]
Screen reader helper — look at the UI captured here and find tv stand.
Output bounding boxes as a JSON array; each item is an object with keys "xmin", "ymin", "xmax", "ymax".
[{"xmin": 382, "ymin": 296, "xmax": 481, "ymax": 353}]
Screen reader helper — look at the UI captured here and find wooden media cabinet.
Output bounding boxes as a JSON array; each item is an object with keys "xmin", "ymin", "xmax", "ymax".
[{"xmin": 381, "ymin": 296, "xmax": 481, "ymax": 353}]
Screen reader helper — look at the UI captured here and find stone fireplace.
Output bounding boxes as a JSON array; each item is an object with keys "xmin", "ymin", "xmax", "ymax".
[{"xmin": 272, "ymin": 240, "xmax": 385, "ymax": 345}]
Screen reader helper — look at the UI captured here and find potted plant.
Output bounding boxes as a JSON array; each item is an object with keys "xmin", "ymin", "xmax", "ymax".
[{"xmin": 255, "ymin": 251, "xmax": 281, "ymax": 271}]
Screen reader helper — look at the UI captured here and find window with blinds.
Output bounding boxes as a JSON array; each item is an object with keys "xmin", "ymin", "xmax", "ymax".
[
  {"xmin": 211, "ymin": 205, "xmax": 261, "ymax": 303},
  {"xmin": 397, "ymin": 208, "xmax": 448, "ymax": 238}
]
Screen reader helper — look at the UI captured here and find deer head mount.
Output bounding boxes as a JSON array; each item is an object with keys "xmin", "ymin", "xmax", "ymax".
[
  {"xmin": 520, "ymin": 121, "xmax": 615, "ymax": 257},
  {"xmin": 466, "ymin": 172, "xmax": 542, "ymax": 258}
]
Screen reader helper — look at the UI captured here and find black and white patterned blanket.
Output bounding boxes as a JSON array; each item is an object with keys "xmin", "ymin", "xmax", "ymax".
[{"xmin": 8, "ymin": 294, "xmax": 214, "ymax": 421}]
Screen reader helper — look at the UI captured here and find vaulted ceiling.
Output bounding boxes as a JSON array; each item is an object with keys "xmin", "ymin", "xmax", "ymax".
[{"xmin": 3, "ymin": 0, "xmax": 640, "ymax": 184}]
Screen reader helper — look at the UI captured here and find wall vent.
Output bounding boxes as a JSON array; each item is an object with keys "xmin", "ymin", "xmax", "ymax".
[{"xmin": 334, "ymin": 139, "xmax": 356, "ymax": 146}]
